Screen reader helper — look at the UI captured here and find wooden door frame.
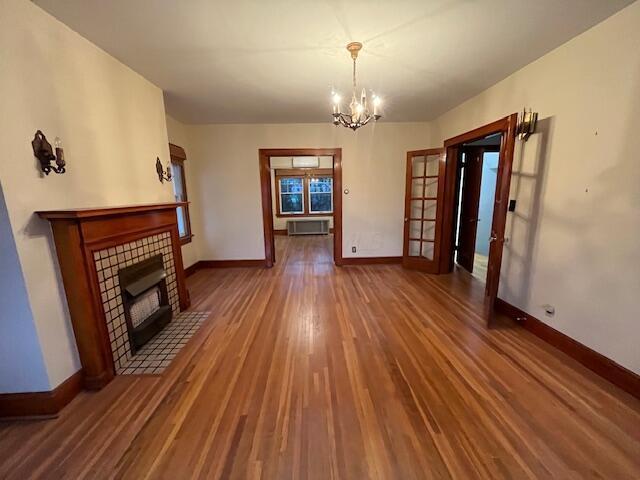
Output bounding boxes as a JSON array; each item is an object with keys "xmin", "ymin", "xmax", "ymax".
[
  {"xmin": 259, "ymin": 148, "xmax": 343, "ymax": 267},
  {"xmin": 441, "ymin": 113, "xmax": 518, "ymax": 300}
]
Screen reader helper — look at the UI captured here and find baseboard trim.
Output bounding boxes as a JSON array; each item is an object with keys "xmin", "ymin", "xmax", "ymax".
[
  {"xmin": 186, "ymin": 259, "xmax": 267, "ymax": 275},
  {"xmin": 184, "ymin": 263, "xmax": 199, "ymax": 277},
  {"xmin": 0, "ymin": 370, "xmax": 83, "ymax": 419},
  {"xmin": 495, "ymin": 298, "xmax": 640, "ymax": 400},
  {"xmin": 342, "ymin": 256, "xmax": 402, "ymax": 265}
]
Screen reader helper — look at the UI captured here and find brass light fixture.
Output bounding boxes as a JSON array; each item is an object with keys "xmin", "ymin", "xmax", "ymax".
[
  {"xmin": 156, "ymin": 157, "xmax": 172, "ymax": 183},
  {"xmin": 331, "ymin": 42, "xmax": 382, "ymax": 131},
  {"xmin": 32, "ymin": 130, "xmax": 66, "ymax": 175},
  {"xmin": 517, "ymin": 108, "xmax": 538, "ymax": 141}
]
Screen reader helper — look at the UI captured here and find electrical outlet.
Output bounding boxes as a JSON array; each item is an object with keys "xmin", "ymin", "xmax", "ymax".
[
  {"xmin": 542, "ymin": 305, "xmax": 555, "ymax": 317},
  {"xmin": 352, "ymin": 246, "xmax": 357, "ymax": 253}
]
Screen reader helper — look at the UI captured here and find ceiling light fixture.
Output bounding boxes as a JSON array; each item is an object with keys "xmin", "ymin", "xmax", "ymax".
[{"xmin": 331, "ymin": 42, "xmax": 381, "ymax": 131}]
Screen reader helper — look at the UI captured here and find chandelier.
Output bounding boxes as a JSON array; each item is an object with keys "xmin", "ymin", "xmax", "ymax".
[{"xmin": 331, "ymin": 42, "xmax": 381, "ymax": 130}]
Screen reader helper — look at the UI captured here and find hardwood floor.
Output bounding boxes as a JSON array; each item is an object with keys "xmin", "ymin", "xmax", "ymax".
[{"xmin": 1, "ymin": 235, "xmax": 639, "ymax": 479}]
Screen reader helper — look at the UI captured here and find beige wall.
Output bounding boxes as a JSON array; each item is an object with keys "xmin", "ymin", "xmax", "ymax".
[
  {"xmin": 0, "ymin": 0, "xmax": 173, "ymax": 389},
  {"xmin": 270, "ymin": 156, "xmax": 333, "ymax": 231},
  {"xmin": 185, "ymin": 123, "xmax": 431, "ymax": 260},
  {"xmin": 165, "ymin": 115, "xmax": 199, "ymax": 268},
  {"xmin": 430, "ymin": 1, "xmax": 640, "ymax": 374},
  {"xmin": 3, "ymin": 0, "xmax": 637, "ymax": 394}
]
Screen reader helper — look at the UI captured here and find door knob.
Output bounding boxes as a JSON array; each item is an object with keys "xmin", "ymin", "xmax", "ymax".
[
  {"xmin": 489, "ymin": 235, "xmax": 497, "ymax": 243},
  {"xmin": 404, "ymin": 218, "xmax": 408, "ymax": 222}
]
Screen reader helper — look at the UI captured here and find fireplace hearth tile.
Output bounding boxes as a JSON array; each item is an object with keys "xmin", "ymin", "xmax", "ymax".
[{"xmin": 116, "ymin": 311, "xmax": 209, "ymax": 375}]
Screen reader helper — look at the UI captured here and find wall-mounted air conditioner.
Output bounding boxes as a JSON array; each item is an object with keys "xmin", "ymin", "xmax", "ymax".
[{"xmin": 292, "ymin": 156, "xmax": 319, "ymax": 168}]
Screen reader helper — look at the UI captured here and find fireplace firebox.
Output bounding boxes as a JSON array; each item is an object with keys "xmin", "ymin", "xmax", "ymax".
[{"xmin": 119, "ymin": 254, "xmax": 172, "ymax": 352}]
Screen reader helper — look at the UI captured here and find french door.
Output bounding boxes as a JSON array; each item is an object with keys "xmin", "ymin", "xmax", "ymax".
[{"xmin": 402, "ymin": 148, "xmax": 446, "ymax": 273}]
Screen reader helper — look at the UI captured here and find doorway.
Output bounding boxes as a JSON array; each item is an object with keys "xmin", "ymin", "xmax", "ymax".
[
  {"xmin": 453, "ymin": 135, "xmax": 501, "ymax": 283},
  {"xmin": 259, "ymin": 148, "xmax": 343, "ymax": 267},
  {"xmin": 401, "ymin": 114, "xmax": 517, "ymax": 324},
  {"xmin": 442, "ymin": 114, "xmax": 518, "ymax": 324}
]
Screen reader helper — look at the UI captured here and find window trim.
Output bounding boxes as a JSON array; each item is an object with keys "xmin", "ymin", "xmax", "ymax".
[
  {"xmin": 274, "ymin": 168, "xmax": 334, "ymax": 217},
  {"xmin": 169, "ymin": 143, "xmax": 193, "ymax": 245}
]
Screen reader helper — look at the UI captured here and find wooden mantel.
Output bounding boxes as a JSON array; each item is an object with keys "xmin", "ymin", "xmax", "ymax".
[
  {"xmin": 38, "ymin": 202, "xmax": 190, "ymax": 390},
  {"xmin": 38, "ymin": 202, "xmax": 188, "ymax": 219}
]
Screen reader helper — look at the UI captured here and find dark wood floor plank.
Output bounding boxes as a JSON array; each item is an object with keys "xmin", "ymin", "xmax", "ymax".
[{"xmin": 0, "ymin": 235, "xmax": 638, "ymax": 479}]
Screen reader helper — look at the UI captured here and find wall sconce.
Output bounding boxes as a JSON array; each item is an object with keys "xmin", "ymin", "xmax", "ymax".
[
  {"xmin": 32, "ymin": 130, "xmax": 66, "ymax": 175},
  {"xmin": 516, "ymin": 108, "xmax": 538, "ymax": 141},
  {"xmin": 156, "ymin": 157, "xmax": 172, "ymax": 183}
]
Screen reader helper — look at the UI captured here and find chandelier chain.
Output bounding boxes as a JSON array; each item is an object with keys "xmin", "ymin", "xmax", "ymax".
[{"xmin": 352, "ymin": 57, "xmax": 357, "ymax": 93}]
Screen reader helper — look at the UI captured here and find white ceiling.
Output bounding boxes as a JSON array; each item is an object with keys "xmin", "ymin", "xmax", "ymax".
[{"xmin": 34, "ymin": 0, "xmax": 633, "ymax": 124}]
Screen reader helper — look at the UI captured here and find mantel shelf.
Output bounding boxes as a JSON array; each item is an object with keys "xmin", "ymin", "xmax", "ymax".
[{"xmin": 37, "ymin": 202, "xmax": 188, "ymax": 220}]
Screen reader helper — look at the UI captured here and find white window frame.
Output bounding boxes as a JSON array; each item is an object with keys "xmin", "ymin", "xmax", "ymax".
[{"xmin": 308, "ymin": 176, "xmax": 333, "ymax": 214}]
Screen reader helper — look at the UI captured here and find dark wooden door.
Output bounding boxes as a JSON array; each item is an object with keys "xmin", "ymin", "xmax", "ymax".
[
  {"xmin": 402, "ymin": 148, "xmax": 446, "ymax": 273},
  {"xmin": 456, "ymin": 147, "xmax": 484, "ymax": 273}
]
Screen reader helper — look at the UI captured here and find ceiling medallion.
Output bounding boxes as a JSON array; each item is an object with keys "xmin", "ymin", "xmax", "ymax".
[{"xmin": 331, "ymin": 42, "xmax": 381, "ymax": 131}]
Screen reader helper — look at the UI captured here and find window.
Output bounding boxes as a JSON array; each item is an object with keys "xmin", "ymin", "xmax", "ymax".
[
  {"xmin": 278, "ymin": 177, "xmax": 305, "ymax": 214},
  {"xmin": 275, "ymin": 169, "xmax": 333, "ymax": 216},
  {"xmin": 309, "ymin": 177, "xmax": 333, "ymax": 213},
  {"xmin": 169, "ymin": 143, "xmax": 192, "ymax": 244}
]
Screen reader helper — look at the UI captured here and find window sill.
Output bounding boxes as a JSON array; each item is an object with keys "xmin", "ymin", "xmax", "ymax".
[
  {"xmin": 179, "ymin": 234, "xmax": 193, "ymax": 246},
  {"xmin": 276, "ymin": 212, "xmax": 334, "ymax": 218}
]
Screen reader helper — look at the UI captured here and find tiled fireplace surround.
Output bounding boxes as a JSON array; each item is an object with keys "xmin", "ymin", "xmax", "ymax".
[
  {"xmin": 94, "ymin": 232, "xmax": 179, "ymax": 371},
  {"xmin": 38, "ymin": 203, "xmax": 190, "ymax": 390}
]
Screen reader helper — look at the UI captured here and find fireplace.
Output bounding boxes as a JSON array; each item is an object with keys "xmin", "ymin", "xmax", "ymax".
[
  {"xmin": 119, "ymin": 254, "xmax": 172, "ymax": 352},
  {"xmin": 37, "ymin": 203, "xmax": 190, "ymax": 389}
]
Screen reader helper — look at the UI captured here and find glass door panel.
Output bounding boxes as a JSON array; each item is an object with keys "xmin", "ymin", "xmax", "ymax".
[
  {"xmin": 411, "ymin": 156, "xmax": 426, "ymax": 177},
  {"xmin": 424, "ymin": 178, "xmax": 439, "ymax": 198},
  {"xmin": 410, "ymin": 200, "xmax": 424, "ymax": 219},
  {"xmin": 422, "ymin": 221, "xmax": 436, "ymax": 242},
  {"xmin": 421, "ymin": 242, "xmax": 435, "ymax": 260},
  {"xmin": 425, "ymin": 154, "xmax": 440, "ymax": 176},
  {"xmin": 411, "ymin": 178, "xmax": 425, "ymax": 197}
]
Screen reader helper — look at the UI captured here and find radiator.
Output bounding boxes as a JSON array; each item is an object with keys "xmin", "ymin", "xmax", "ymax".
[{"xmin": 286, "ymin": 219, "xmax": 330, "ymax": 235}]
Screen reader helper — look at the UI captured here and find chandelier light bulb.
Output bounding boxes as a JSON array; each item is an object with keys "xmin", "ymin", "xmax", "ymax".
[
  {"xmin": 332, "ymin": 93, "xmax": 341, "ymax": 114},
  {"xmin": 373, "ymin": 95, "xmax": 381, "ymax": 116}
]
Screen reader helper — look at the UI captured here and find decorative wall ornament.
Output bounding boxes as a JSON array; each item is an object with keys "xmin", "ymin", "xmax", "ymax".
[
  {"xmin": 31, "ymin": 130, "xmax": 66, "ymax": 175},
  {"xmin": 331, "ymin": 42, "xmax": 382, "ymax": 131},
  {"xmin": 156, "ymin": 157, "xmax": 172, "ymax": 183},
  {"xmin": 516, "ymin": 108, "xmax": 538, "ymax": 141}
]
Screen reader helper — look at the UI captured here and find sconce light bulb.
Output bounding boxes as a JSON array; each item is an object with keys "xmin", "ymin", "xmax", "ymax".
[
  {"xmin": 332, "ymin": 93, "xmax": 341, "ymax": 105},
  {"xmin": 54, "ymin": 137, "xmax": 63, "ymax": 148}
]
